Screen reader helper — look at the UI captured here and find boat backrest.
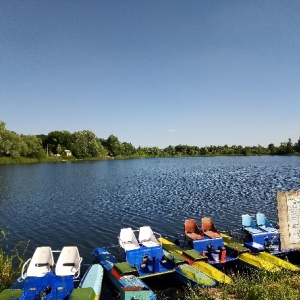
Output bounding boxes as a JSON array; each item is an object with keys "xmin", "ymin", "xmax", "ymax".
[
  {"xmin": 242, "ymin": 214, "xmax": 257, "ymax": 228},
  {"xmin": 202, "ymin": 217, "xmax": 218, "ymax": 232},
  {"xmin": 138, "ymin": 226, "xmax": 160, "ymax": 247},
  {"xmin": 242, "ymin": 214, "xmax": 262, "ymax": 233},
  {"xmin": 201, "ymin": 217, "xmax": 221, "ymax": 238},
  {"xmin": 119, "ymin": 227, "xmax": 140, "ymax": 251},
  {"xmin": 256, "ymin": 213, "xmax": 270, "ymax": 227},
  {"xmin": 256, "ymin": 213, "xmax": 277, "ymax": 232},
  {"xmin": 185, "ymin": 219, "xmax": 201, "ymax": 234},
  {"xmin": 55, "ymin": 246, "xmax": 82, "ymax": 278},
  {"xmin": 184, "ymin": 219, "xmax": 204, "ymax": 240},
  {"xmin": 27, "ymin": 246, "xmax": 54, "ymax": 277}
]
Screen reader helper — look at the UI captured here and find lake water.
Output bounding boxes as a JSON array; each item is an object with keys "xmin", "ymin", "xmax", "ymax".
[{"xmin": 1, "ymin": 156, "xmax": 300, "ymax": 297}]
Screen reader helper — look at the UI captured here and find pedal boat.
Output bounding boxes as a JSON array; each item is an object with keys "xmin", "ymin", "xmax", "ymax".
[{"xmin": 0, "ymin": 246, "xmax": 103, "ymax": 300}]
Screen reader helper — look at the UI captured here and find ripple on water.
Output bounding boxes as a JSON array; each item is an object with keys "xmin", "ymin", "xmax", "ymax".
[{"xmin": 0, "ymin": 156, "xmax": 299, "ymax": 260}]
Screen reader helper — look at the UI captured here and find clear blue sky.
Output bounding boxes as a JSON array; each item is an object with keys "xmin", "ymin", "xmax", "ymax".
[{"xmin": 1, "ymin": 1, "xmax": 299, "ymax": 148}]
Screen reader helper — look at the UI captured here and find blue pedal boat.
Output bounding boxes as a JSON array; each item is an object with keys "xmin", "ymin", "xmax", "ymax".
[
  {"xmin": 241, "ymin": 213, "xmax": 298, "ymax": 256},
  {"xmin": 0, "ymin": 246, "xmax": 103, "ymax": 300},
  {"xmin": 118, "ymin": 226, "xmax": 175, "ymax": 278},
  {"xmin": 184, "ymin": 218, "xmax": 238, "ymax": 267},
  {"xmin": 93, "ymin": 247, "xmax": 156, "ymax": 300}
]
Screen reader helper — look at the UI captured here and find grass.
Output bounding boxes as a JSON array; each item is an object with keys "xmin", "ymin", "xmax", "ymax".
[
  {"xmin": 183, "ymin": 269, "xmax": 300, "ymax": 300},
  {"xmin": 0, "ymin": 231, "xmax": 28, "ymax": 292},
  {"xmin": 0, "ymin": 156, "xmax": 77, "ymax": 164}
]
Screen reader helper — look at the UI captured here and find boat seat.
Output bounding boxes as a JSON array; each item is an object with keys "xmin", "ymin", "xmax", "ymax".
[
  {"xmin": 184, "ymin": 219, "xmax": 204, "ymax": 240},
  {"xmin": 256, "ymin": 213, "xmax": 278, "ymax": 232},
  {"xmin": 242, "ymin": 214, "xmax": 262, "ymax": 234},
  {"xmin": 138, "ymin": 226, "xmax": 160, "ymax": 247},
  {"xmin": 119, "ymin": 228, "xmax": 140, "ymax": 251},
  {"xmin": 55, "ymin": 246, "xmax": 82, "ymax": 278},
  {"xmin": 27, "ymin": 246, "xmax": 54, "ymax": 277},
  {"xmin": 202, "ymin": 217, "xmax": 221, "ymax": 239}
]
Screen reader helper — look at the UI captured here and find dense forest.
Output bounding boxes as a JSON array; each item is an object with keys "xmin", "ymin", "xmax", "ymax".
[{"xmin": 0, "ymin": 121, "xmax": 299, "ymax": 159}]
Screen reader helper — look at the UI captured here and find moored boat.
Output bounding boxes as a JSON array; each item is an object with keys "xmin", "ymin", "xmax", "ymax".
[
  {"xmin": 93, "ymin": 247, "xmax": 156, "ymax": 300},
  {"xmin": 118, "ymin": 226, "xmax": 174, "ymax": 278},
  {"xmin": 218, "ymin": 213, "xmax": 300, "ymax": 271},
  {"xmin": 0, "ymin": 246, "xmax": 103, "ymax": 300},
  {"xmin": 184, "ymin": 218, "xmax": 238, "ymax": 267},
  {"xmin": 241, "ymin": 213, "xmax": 299, "ymax": 257}
]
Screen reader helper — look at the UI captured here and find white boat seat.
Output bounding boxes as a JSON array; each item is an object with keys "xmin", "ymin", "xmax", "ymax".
[
  {"xmin": 55, "ymin": 246, "xmax": 82, "ymax": 278},
  {"xmin": 27, "ymin": 246, "xmax": 54, "ymax": 277},
  {"xmin": 119, "ymin": 228, "xmax": 140, "ymax": 251},
  {"xmin": 138, "ymin": 226, "xmax": 160, "ymax": 247}
]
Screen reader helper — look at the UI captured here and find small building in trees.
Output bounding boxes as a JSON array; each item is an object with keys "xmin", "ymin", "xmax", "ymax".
[{"xmin": 64, "ymin": 150, "xmax": 72, "ymax": 157}]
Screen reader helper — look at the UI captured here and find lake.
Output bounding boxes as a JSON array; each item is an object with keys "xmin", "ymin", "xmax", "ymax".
[{"xmin": 1, "ymin": 156, "xmax": 300, "ymax": 298}]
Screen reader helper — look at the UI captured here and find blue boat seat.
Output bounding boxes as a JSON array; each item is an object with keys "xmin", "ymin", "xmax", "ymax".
[
  {"xmin": 55, "ymin": 246, "xmax": 82, "ymax": 278},
  {"xmin": 119, "ymin": 227, "xmax": 140, "ymax": 251},
  {"xmin": 242, "ymin": 214, "xmax": 262, "ymax": 234},
  {"xmin": 138, "ymin": 226, "xmax": 160, "ymax": 247},
  {"xmin": 256, "ymin": 213, "xmax": 278, "ymax": 232},
  {"xmin": 26, "ymin": 246, "xmax": 54, "ymax": 277}
]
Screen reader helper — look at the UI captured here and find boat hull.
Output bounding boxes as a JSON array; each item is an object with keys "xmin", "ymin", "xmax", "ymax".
[
  {"xmin": 93, "ymin": 247, "xmax": 156, "ymax": 300},
  {"xmin": 174, "ymin": 264, "xmax": 216, "ymax": 287}
]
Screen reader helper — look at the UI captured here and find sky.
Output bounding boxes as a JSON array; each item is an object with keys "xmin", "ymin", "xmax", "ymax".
[{"xmin": 1, "ymin": 1, "xmax": 300, "ymax": 148}]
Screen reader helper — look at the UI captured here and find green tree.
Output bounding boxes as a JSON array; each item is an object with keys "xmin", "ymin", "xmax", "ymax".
[
  {"xmin": 187, "ymin": 146, "xmax": 200, "ymax": 156},
  {"xmin": 0, "ymin": 123, "xmax": 24, "ymax": 158},
  {"xmin": 268, "ymin": 143, "xmax": 276, "ymax": 155},
  {"xmin": 71, "ymin": 130, "xmax": 106, "ymax": 158},
  {"xmin": 286, "ymin": 138, "xmax": 293, "ymax": 154},
  {"xmin": 119, "ymin": 142, "xmax": 136, "ymax": 156},
  {"xmin": 20, "ymin": 135, "xmax": 44, "ymax": 158},
  {"xmin": 278, "ymin": 142, "xmax": 287, "ymax": 155},
  {"xmin": 175, "ymin": 144, "xmax": 188, "ymax": 155},
  {"xmin": 45, "ymin": 130, "xmax": 73, "ymax": 154},
  {"xmin": 293, "ymin": 137, "xmax": 300, "ymax": 153},
  {"xmin": 106, "ymin": 134, "xmax": 121, "ymax": 156},
  {"xmin": 163, "ymin": 145, "xmax": 176, "ymax": 156},
  {"xmin": 5, "ymin": 132, "xmax": 23, "ymax": 158},
  {"xmin": 200, "ymin": 147, "xmax": 209, "ymax": 155},
  {"xmin": 242, "ymin": 147, "xmax": 251, "ymax": 156},
  {"xmin": 0, "ymin": 122, "xmax": 10, "ymax": 156}
]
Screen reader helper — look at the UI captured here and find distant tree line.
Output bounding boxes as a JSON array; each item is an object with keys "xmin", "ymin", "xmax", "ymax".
[{"xmin": 0, "ymin": 121, "xmax": 299, "ymax": 159}]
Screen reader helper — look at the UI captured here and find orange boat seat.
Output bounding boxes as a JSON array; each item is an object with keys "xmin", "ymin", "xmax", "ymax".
[{"xmin": 184, "ymin": 219, "xmax": 204, "ymax": 240}]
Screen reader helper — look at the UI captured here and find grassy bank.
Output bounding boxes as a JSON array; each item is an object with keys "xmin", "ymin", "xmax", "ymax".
[
  {"xmin": 0, "ymin": 156, "xmax": 76, "ymax": 164},
  {"xmin": 183, "ymin": 269, "xmax": 300, "ymax": 300},
  {"xmin": 1, "ymin": 154, "xmax": 300, "ymax": 166},
  {"xmin": 0, "ymin": 232, "xmax": 28, "ymax": 291}
]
